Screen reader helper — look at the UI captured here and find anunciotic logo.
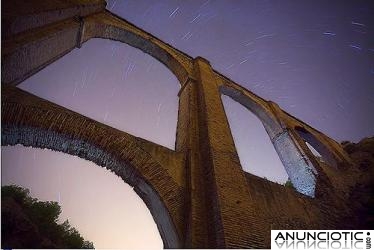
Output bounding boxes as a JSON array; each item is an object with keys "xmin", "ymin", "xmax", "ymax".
[{"xmin": 271, "ymin": 230, "xmax": 373, "ymax": 249}]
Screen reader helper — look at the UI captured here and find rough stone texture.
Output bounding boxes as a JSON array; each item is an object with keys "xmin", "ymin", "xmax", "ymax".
[
  {"xmin": 2, "ymin": 1, "xmax": 372, "ymax": 248},
  {"xmin": 81, "ymin": 11, "xmax": 193, "ymax": 84},
  {"xmin": 1, "ymin": 86, "xmax": 184, "ymax": 248},
  {"xmin": 2, "ymin": 0, "xmax": 106, "ymax": 38},
  {"xmin": 1, "ymin": 0, "xmax": 107, "ymax": 86}
]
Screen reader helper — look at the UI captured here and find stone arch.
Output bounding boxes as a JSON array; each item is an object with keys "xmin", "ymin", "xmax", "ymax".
[
  {"xmin": 1, "ymin": 128, "xmax": 181, "ymax": 248},
  {"xmin": 20, "ymin": 37, "xmax": 181, "ymax": 150},
  {"xmin": 80, "ymin": 11, "xmax": 192, "ymax": 85},
  {"xmin": 1, "ymin": 87, "xmax": 183, "ymax": 248},
  {"xmin": 219, "ymin": 93, "xmax": 289, "ymax": 184},
  {"xmin": 219, "ymin": 81, "xmax": 318, "ymax": 197},
  {"xmin": 294, "ymin": 126, "xmax": 338, "ymax": 168},
  {"xmin": 3, "ymin": 9, "xmax": 192, "ymax": 88},
  {"xmin": 219, "ymin": 83, "xmax": 283, "ymax": 139}
]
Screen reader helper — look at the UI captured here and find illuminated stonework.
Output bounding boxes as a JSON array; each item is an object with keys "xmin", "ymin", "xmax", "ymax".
[{"xmin": 2, "ymin": 1, "xmax": 363, "ymax": 248}]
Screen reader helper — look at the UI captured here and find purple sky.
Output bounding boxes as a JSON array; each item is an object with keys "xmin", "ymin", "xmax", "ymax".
[{"xmin": 2, "ymin": 0, "xmax": 374, "ymax": 248}]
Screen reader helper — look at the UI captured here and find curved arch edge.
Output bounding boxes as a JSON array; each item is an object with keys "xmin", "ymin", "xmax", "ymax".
[
  {"xmin": 1, "ymin": 124, "xmax": 182, "ymax": 248},
  {"xmin": 218, "ymin": 80, "xmax": 283, "ymax": 139},
  {"xmin": 218, "ymin": 82, "xmax": 316, "ymax": 196},
  {"xmin": 81, "ymin": 10, "xmax": 193, "ymax": 85}
]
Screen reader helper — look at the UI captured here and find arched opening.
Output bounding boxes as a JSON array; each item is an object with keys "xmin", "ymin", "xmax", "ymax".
[
  {"xmin": 221, "ymin": 95, "xmax": 289, "ymax": 184},
  {"xmin": 306, "ymin": 141, "xmax": 323, "ymax": 159},
  {"xmin": 2, "ymin": 145, "xmax": 163, "ymax": 249},
  {"xmin": 220, "ymin": 84, "xmax": 318, "ymax": 197},
  {"xmin": 19, "ymin": 38, "xmax": 180, "ymax": 150},
  {"xmin": 294, "ymin": 126, "xmax": 337, "ymax": 167},
  {"xmin": 1, "ymin": 125, "xmax": 182, "ymax": 248}
]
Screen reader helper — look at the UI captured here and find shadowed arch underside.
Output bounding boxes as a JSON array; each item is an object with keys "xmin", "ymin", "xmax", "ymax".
[
  {"xmin": 2, "ymin": 1, "xmax": 192, "ymax": 87},
  {"xmin": 81, "ymin": 10, "xmax": 193, "ymax": 85},
  {"xmin": 1, "ymin": 86, "xmax": 184, "ymax": 248},
  {"xmin": 219, "ymin": 80, "xmax": 319, "ymax": 197}
]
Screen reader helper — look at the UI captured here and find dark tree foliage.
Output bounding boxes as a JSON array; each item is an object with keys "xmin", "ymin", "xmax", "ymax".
[
  {"xmin": 1, "ymin": 185, "xmax": 94, "ymax": 249},
  {"xmin": 284, "ymin": 180, "xmax": 294, "ymax": 189}
]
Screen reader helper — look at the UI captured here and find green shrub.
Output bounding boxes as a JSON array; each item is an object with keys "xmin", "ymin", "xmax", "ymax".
[{"xmin": 2, "ymin": 185, "xmax": 94, "ymax": 249}]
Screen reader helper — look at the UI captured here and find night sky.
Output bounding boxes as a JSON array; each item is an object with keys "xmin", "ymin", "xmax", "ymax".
[{"xmin": 2, "ymin": 0, "xmax": 374, "ymax": 248}]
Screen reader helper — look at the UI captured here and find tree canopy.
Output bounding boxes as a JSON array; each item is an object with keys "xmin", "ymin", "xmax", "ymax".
[{"xmin": 2, "ymin": 185, "xmax": 94, "ymax": 249}]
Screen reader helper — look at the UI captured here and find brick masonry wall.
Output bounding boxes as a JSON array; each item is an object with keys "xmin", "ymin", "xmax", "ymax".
[{"xmin": 1, "ymin": 86, "xmax": 185, "ymax": 248}]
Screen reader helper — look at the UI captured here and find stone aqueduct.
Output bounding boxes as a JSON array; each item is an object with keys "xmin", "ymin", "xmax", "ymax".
[{"xmin": 1, "ymin": 1, "xmax": 362, "ymax": 248}]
